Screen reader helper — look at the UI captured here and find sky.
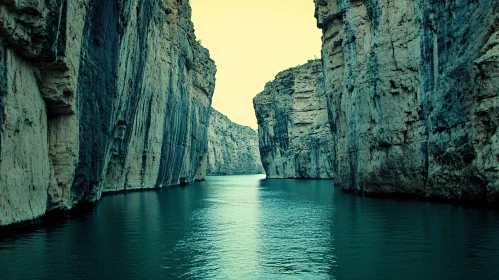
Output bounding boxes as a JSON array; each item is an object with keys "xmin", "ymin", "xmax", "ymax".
[{"xmin": 190, "ymin": 0, "xmax": 322, "ymax": 129}]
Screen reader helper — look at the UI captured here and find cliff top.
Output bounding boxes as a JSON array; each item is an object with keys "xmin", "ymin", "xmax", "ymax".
[
  {"xmin": 253, "ymin": 59, "xmax": 322, "ymax": 104},
  {"xmin": 210, "ymin": 108, "xmax": 257, "ymax": 134}
]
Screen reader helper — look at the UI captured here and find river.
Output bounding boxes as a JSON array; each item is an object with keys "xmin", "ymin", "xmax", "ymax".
[{"xmin": 1, "ymin": 175, "xmax": 499, "ymax": 279}]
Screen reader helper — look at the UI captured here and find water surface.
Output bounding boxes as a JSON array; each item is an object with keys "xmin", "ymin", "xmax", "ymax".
[{"xmin": 1, "ymin": 175, "xmax": 499, "ymax": 279}]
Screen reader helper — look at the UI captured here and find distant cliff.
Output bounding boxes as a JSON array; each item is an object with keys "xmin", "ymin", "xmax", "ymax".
[
  {"xmin": 206, "ymin": 109, "xmax": 264, "ymax": 175},
  {"xmin": 0, "ymin": 0, "xmax": 216, "ymax": 227},
  {"xmin": 253, "ymin": 60, "xmax": 335, "ymax": 179},
  {"xmin": 315, "ymin": 0, "xmax": 499, "ymax": 203}
]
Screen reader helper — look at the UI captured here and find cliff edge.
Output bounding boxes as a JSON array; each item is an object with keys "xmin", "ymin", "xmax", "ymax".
[
  {"xmin": 253, "ymin": 59, "xmax": 335, "ymax": 179},
  {"xmin": 315, "ymin": 0, "xmax": 499, "ymax": 203},
  {"xmin": 0, "ymin": 0, "xmax": 216, "ymax": 227},
  {"xmin": 206, "ymin": 109, "xmax": 264, "ymax": 175}
]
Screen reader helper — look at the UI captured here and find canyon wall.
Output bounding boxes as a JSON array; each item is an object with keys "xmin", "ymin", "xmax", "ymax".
[
  {"xmin": 0, "ymin": 0, "xmax": 216, "ymax": 227},
  {"xmin": 253, "ymin": 60, "xmax": 335, "ymax": 179},
  {"xmin": 315, "ymin": 0, "xmax": 499, "ymax": 203},
  {"xmin": 206, "ymin": 109, "xmax": 264, "ymax": 175}
]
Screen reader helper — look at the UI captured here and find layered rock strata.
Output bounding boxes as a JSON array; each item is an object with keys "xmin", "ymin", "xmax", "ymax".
[
  {"xmin": 0, "ymin": 0, "xmax": 215, "ymax": 227},
  {"xmin": 253, "ymin": 59, "xmax": 335, "ymax": 179},
  {"xmin": 315, "ymin": 0, "xmax": 499, "ymax": 203},
  {"xmin": 206, "ymin": 109, "xmax": 264, "ymax": 175}
]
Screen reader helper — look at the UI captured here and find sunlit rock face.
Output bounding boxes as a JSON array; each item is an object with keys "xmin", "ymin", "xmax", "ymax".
[
  {"xmin": 206, "ymin": 109, "xmax": 264, "ymax": 175},
  {"xmin": 253, "ymin": 59, "xmax": 335, "ymax": 179},
  {"xmin": 315, "ymin": 0, "xmax": 499, "ymax": 203},
  {"xmin": 0, "ymin": 0, "xmax": 216, "ymax": 226}
]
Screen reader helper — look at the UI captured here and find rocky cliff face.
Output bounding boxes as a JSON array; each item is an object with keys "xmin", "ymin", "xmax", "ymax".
[
  {"xmin": 315, "ymin": 0, "xmax": 499, "ymax": 203},
  {"xmin": 206, "ymin": 109, "xmax": 264, "ymax": 175},
  {"xmin": 0, "ymin": 0, "xmax": 216, "ymax": 227},
  {"xmin": 253, "ymin": 60, "xmax": 335, "ymax": 179}
]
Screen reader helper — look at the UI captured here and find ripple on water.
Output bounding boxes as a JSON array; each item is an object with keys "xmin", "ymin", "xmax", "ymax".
[{"xmin": 1, "ymin": 175, "xmax": 499, "ymax": 280}]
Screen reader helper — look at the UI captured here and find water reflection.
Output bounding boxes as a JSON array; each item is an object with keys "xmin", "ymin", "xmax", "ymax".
[
  {"xmin": 328, "ymin": 194, "xmax": 499, "ymax": 280},
  {"xmin": 256, "ymin": 179, "xmax": 337, "ymax": 278},
  {"xmin": 1, "ymin": 175, "xmax": 499, "ymax": 280},
  {"xmin": 178, "ymin": 175, "xmax": 262, "ymax": 278}
]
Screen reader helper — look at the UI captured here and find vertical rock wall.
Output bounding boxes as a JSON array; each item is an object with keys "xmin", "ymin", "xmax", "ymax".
[
  {"xmin": 315, "ymin": 0, "xmax": 499, "ymax": 203},
  {"xmin": 0, "ymin": 0, "xmax": 216, "ymax": 227},
  {"xmin": 0, "ymin": 45, "xmax": 50, "ymax": 225},
  {"xmin": 253, "ymin": 60, "xmax": 335, "ymax": 179},
  {"xmin": 206, "ymin": 108, "xmax": 264, "ymax": 175}
]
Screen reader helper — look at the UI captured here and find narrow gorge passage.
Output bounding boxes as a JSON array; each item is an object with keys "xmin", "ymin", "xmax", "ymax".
[{"xmin": 2, "ymin": 0, "xmax": 499, "ymax": 279}]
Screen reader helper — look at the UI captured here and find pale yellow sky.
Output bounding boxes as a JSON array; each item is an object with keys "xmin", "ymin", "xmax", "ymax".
[{"xmin": 190, "ymin": 0, "xmax": 322, "ymax": 129}]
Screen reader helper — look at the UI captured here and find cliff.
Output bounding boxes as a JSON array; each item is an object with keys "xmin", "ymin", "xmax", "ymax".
[
  {"xmin": 315, "ymin": 0, "xmax": 499, "ymax": 203},
  {"xmin": 206, "ymin": 109, "xmax": 264, "ymax": 175},
  {"xmin": 0, "ymin": 0, "xmax": 216, "ymax": 227},
  {"xmin": 253, "ymin": 60, "xmax": 335, "ymax": 179}
]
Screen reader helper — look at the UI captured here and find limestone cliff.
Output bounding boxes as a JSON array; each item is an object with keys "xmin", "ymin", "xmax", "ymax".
[
  {"xmin": 206, "ymin": 109, "xmax": 264, "ymax": 175},
  {"xmin": 253, "ymin": 60, "xmax": 335, "ymax": 179},
  {"xmin": 0, "ymin": 0, "xmax": 216, "ymax": 227},
  {"xmin": 315, "ymin": 0, "xmax": 499, "ymax": 203}
]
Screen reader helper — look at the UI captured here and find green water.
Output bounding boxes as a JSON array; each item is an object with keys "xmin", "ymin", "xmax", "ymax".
[{"xmin": 1, "ymin": 175, "xmax": 499, "ymax": 279}]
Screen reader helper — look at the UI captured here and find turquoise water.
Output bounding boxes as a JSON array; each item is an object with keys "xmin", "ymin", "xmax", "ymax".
[{"xmin": 1, "ymin": 175, "xmax": 499, "ymax": 279}]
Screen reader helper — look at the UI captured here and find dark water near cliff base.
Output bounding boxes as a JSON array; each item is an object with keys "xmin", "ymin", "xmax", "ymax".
[{"xmin": 1, "ymin": 175, "xmax": 499, "ymax": 279}]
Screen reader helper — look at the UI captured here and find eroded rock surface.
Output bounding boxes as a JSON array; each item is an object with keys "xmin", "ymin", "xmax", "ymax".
[
  {"xmin": 315, "ymin": 0, "xmax": 499, "ymax": 203},
  {"xmin": 0, "ymin": 0, "xmax": 216, "ymax": 227},
  {"xmin": 253, "ymin": 60, "xmax": 335, "ymax": 179},
  {"xmin": 206, "ymin": 109, "xmax": 264, "ymax": 175}
]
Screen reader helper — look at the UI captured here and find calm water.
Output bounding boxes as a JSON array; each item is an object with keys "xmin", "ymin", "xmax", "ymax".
[{"xmin": 1, "ymin": 175, "xmax": 499, "ymax": 279}]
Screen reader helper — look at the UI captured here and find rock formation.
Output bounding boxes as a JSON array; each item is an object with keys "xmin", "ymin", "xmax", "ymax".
[
  {"xmin": 315, "ymin": 0, "xmax": 499, "ymax": 203},
  {"xmin": 0, "ymin": 0, "xmax": 216, "ymax": 227},
  {"xmin": 206, "ymin": 108, "xmax": 264, "ymax": 175},
  {"xmin": 253, "ymin": 59, "xmax": 335, "ymax": 179}
]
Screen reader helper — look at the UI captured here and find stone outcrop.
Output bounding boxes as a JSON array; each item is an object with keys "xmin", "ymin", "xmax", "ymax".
[
  {"xmin": 315, "ymin": 0, "xmax": 499, "ymax": 204},
  {"xmin": 253, "ymin": 59, "xmax": 335, "ymax": 179},
  {"xmin": 0, "ymin": 0, "xmax": 216, "ymax": 227},
  {"xmin": 206, "ymin": 108, "xmax": 264, "ymax": 175}
]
